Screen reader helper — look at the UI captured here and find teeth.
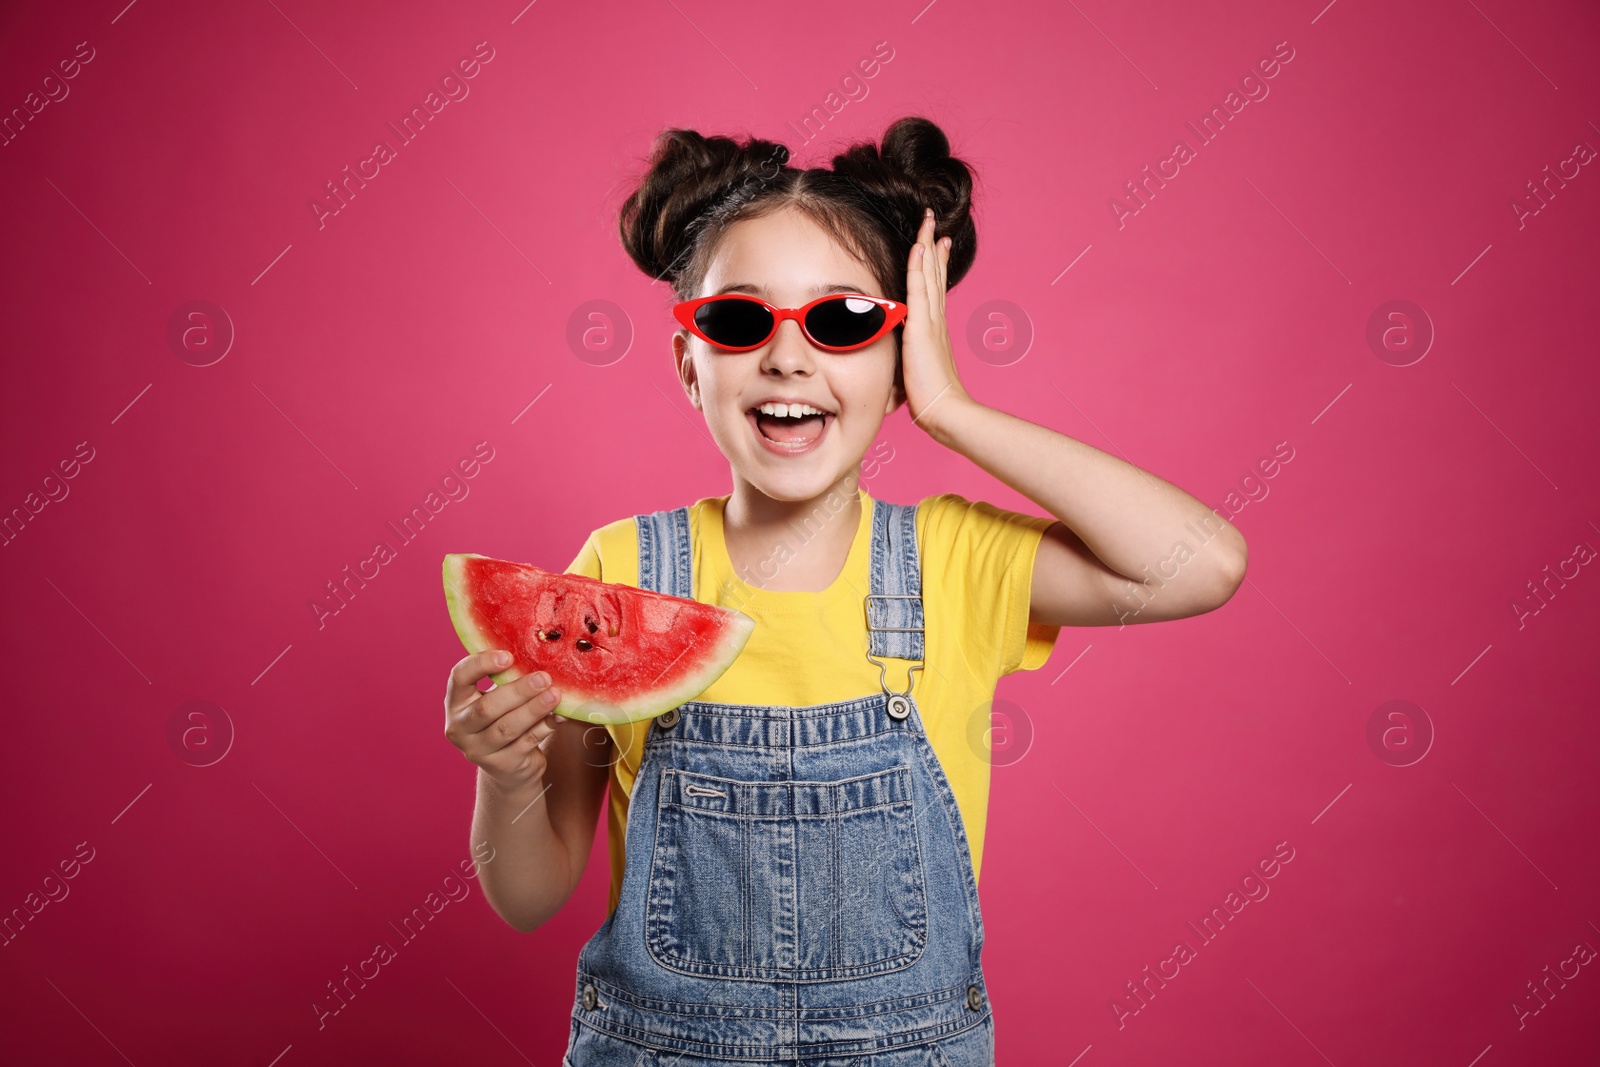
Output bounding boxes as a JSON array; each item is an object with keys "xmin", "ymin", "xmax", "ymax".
[{"xmin": 755, "ymin": 401, "xmax": 826, "ymax": 418}]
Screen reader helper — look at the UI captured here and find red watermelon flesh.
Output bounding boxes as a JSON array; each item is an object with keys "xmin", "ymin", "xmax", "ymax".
[{"xmin": 443, "ymin": 553, "xmax": 754, "ymax": 724}]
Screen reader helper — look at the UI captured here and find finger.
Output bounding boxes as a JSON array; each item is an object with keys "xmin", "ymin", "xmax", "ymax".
[
  {"xmin": 918, "ymin": 210, "xmax": 941, "ymax": 308},
  {"xmin": 911, "ymin": 207, "xmax": 931, "ymax": 260},
  {"xmin": 912, "ymin": 210, "xmax": 935, "ymax": 275},
  {"xmin": 508, "ymin": 715, "xmax": 560, "ymax": 762},
  {"xmin": 921, "ymin": 225, "xmax": 947, "ymax": 309},
  {"xmin": 446, "ymin": 650, "xmax": 514, "ymax": 715},
  {"xmin": 483, "ymin": 731, "xmax": 549, "ymax": 782},
  {"xmin": 458, "ymin": 670, "xmax": 556, "ymax": 734},
  {"xmin": 934, "ymin": 236, "xmax": 951, "ymax": 306},
  {"xmin": 465, "ymin": 673, "xmax": 557, "ymax": 736},
  {"xmin": 931, "ymin": 223, "xmax": 947, "ymax": 282},
  {"xmin": 905, "ymin": 229, "xmax": 930, "ymax": 322},
  {"xmin": 467, "ymin": 684, "xmax": 563, "ymax": 758},
  {"xmin": 472, "ymin": 685, "xmax": 564, "ymax": 755}
]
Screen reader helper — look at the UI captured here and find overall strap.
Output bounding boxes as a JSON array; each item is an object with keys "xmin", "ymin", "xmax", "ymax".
[
  {"xmin": 865, "ymin": 498, "xmax": 925, "ymax": 663},
  {"xmin": 634, "ymin": 507, "xmax": 693, "ymax": 599}
]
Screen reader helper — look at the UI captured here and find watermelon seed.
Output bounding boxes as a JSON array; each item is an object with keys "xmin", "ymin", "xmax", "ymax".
[
  {"xmin": 575, "ymin": 638, "xmax": 594, "ymax": 651},
  {"xmin": 584, "ymin": 617, "xmax": 599, "ymax": 633},
  {"xmin": 539, "ymin": 628, "xmax": 563, "ymax": 641}
]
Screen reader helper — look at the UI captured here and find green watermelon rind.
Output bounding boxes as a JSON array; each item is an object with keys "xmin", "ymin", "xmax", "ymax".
[{"xmin": 442, "ymin": 552, "xmax": 754, "ymax": 726}]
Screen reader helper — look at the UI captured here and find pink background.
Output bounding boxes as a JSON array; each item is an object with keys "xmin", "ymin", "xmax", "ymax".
[{"xmin": 3, "ymin": 0, "xmax": 1598, "ymax": 1064}]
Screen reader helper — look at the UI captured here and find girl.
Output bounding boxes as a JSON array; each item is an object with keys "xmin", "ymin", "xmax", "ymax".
[{"xmin": 444, "ymin": 116, "xmax": 1248, "ymax": 1065}]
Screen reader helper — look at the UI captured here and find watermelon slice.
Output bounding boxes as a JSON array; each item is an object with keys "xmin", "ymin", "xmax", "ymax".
[{"xmin": 442, "ymin": 553, "xmax": 754, "ymax": 725}]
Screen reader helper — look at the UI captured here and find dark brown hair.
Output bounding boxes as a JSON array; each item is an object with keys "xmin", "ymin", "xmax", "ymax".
[{"xmin": 618, "ymin": 116, "xmax": 977, "ymax": 309}]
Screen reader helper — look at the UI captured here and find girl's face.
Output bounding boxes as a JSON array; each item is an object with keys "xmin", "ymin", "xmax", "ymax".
[{"xmin": 674, "ymin": 205, "xmax": 903, "ymax": 504}]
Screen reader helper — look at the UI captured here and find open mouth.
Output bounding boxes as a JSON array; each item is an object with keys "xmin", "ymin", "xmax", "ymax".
[{"xmin": 747, "ymin": 407, "xmax": 834, "ymax": 451}]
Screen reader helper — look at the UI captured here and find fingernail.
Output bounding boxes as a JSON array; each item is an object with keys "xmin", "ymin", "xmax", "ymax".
[
  {"xmin": 924, "ymin": 207, "xmax": 934, "ymax": 217},
  {"xmin": 534, "ymin": 671, "xmax": 550, "ymax": 687},
  {"xmin": 496, "ymin": 651, "xmax": 512, "ymax": 666}
]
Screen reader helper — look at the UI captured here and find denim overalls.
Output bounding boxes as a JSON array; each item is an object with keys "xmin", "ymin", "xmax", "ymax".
[{"xmin": 563, "ymin": 499, "xmax": 996, "ymax": 1066}]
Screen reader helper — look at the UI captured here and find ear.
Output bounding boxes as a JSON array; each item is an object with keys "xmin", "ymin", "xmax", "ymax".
[{"xmin": 673, "ymin": 330, "xmax": 701, "ymax": 411}]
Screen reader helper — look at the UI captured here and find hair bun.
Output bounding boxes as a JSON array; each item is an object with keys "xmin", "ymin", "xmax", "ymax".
[
  {"xmin": 618, "ymin": 129, "xmax": 791, "ymax": 287},
  {"xmin": 830, "ymin": 116, "xmax": 976, "ymax": 287}
]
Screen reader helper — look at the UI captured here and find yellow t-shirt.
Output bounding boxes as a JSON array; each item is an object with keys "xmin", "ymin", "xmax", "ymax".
[{"xmin": 563, "ymin": 487, "xmax": 1061, "ymax": 916}]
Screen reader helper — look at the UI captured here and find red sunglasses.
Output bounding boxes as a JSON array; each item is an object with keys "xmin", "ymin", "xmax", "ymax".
[{"xmin": 673, "ymin": 293, "xmax": 907, "ymax": 353}]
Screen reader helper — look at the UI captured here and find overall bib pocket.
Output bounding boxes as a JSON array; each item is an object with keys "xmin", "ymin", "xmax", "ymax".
[{"xmin": 645, "ymin": 765, "xmax": 928, "ymax": 981}]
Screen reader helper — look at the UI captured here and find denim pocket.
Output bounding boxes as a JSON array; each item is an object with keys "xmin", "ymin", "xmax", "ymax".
[{"xmin": 645, "ymin": 765, "xmax": 928, "ymax": 980}]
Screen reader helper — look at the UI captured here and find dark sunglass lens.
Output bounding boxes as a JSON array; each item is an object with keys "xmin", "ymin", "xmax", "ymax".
[
  {"xmin": 694, "ymin": 298, "xmax": 773, "ymax": 348},
  {"xmin": 806, "ymin": 296, "xmax": 885, "ymax": 348}
]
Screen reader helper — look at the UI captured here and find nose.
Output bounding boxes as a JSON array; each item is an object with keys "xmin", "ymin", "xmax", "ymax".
[{"xmin": 759, "ymin": 317, "xmax": 817, "ymax": 375}]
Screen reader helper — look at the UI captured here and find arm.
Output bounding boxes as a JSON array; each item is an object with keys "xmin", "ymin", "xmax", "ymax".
[
  {"xmin": 902, "ymin": 211, "xmax": 1249, "ymax": 628},
  {"xmin": 470, "ymin": 707, "xmax": 611, "ymax": 933},
  {"xmin": 924, "ymin": 403, "xmax": 1245, "ymax": 627},
  {"xmin": 447, "ymin": 652, "xmax": 613, "ymax": 933}
]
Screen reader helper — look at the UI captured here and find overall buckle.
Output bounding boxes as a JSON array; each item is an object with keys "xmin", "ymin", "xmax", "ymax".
[{"xmin": 863, "ymin": 592, "xmax": 924, "ymax": 721}]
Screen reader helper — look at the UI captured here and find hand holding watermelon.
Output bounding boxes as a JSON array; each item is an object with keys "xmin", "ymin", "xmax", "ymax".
[
  {"xmin": 442, "ymin": 553, "xmax": 755, "ymax": 725},
  {"xmin": 443, "ymin": 649, "xmax": 566, "ymax": 793}
]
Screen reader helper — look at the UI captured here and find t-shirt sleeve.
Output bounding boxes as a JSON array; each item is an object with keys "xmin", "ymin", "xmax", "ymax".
[
  {"xmin": 564, "ymin": 531, "xmax": 603, "ymax": 580},
  {"xmin": 919, "ymin": 494, "xmax": 1062, "ymax": 677}
]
